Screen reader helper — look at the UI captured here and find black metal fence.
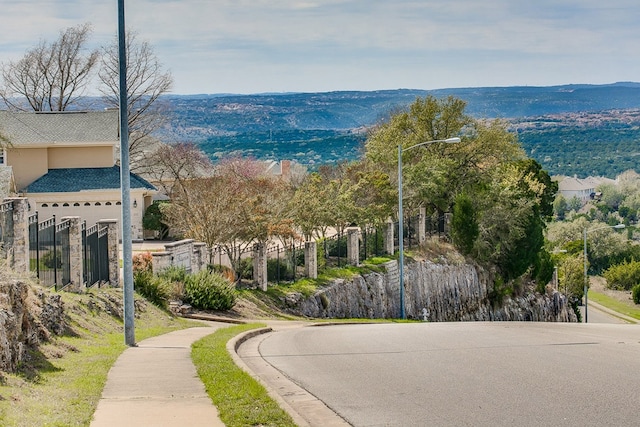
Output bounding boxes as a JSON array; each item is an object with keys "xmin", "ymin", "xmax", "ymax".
[
  {"xmin": 266, "ymin": 242, "xmax": 305, "ymax": 284},
  {"xmin": 83, "ymin": 223, "xmax": 110, "ymax": 287},
  {"xmin": 321, "ymin": 232, "xmax": 347, "ymax": 269},
  {"xmin": 28, "ymin": 214, "xmax": 110, "ymax": 289},
  {"xmin": 29, "ymin": 214, "xmax": 60, "ymax": 288}
]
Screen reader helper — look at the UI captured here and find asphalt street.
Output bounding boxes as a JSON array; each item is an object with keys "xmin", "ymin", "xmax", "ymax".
[{"xmin": 242, "ymin": 321, "xmax": 640, "ymax": 427}]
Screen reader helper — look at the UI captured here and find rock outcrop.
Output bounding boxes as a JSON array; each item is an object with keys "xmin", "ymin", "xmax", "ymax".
[
  {"xmin": 0, "ymin": 279, "xmax": 65, "ymax": 372},
  {"xmin": 286, "ymin": 260, "xmax": 578, "ymax": 322}
]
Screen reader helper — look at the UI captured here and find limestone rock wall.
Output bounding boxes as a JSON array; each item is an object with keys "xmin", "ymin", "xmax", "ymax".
[
  {"xmin": 288, "ymin": 260, "xmax": 578, "ymax": 322},
  {"xmin": 0, "ymin": 280, "xmax": 65, "ymax": 372}
]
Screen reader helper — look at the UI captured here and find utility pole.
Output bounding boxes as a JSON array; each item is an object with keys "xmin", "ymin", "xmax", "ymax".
[{"xmin": 118, "ymin": 0, "xmax": 135, "ymax": 346}]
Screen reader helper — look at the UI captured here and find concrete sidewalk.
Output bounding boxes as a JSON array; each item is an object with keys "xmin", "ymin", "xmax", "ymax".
[{"xmin": 91, "ymin": 325, "xmax": 226, "ymax": 427}]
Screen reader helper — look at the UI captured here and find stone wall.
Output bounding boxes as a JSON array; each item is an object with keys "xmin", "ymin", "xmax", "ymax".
[{"xmin": 286, "ymin": 260, "xmax": 578, "ymax": 322}]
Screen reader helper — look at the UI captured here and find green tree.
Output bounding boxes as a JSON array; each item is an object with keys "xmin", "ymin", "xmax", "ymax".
[
  {"xmin": 451, "ymin": 193, "xmax": 478, "ymax": 255},
  {"xmin": 142, "ymin": 201, "xmax": 170, "ymax": 240},
  {"xmin": 560, "ymin": 254, "xmax": 586, "ymax": 301},
  {"xmin": 553, "ymin": 194, "xmax": 568, "ymax": 220},
  {"xmin": 567, "ymin": 196, "xmax": 582, "ymax": 212}
]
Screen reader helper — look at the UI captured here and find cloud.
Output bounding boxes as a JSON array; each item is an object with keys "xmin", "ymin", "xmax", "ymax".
[{"xmin": 0, "ymin": 0, "xmax": 639, "ymax": 93}]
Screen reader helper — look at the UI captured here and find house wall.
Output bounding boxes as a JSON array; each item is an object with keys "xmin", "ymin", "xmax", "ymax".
[
  {"xmin": 27, "ymin": 188, "xmax": 150, "ymax": 240},
  {"xmin": 48, "ymin": 146, "xmax": 114, "ymax": 169},
  {"xmin": 6, "ymin": 147, "xmax": 48, "ymax": 190}
]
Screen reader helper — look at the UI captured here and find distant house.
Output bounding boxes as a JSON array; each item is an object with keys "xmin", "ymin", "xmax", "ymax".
[
  {"xmin": 0, "ymin": 110, "xmax": 156, "ymax": 240},
  {"xmin": 557, "ymin": 176, "xmax": 616, "ymax": 205}
]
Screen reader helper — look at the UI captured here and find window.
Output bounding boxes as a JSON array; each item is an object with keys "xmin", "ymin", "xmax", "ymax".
[
  {"xmin": 95, "ymin": 202, "xmax": 101, "ymax": 206},
  {"xmin": 41, "ymin": 203, "xmax": 48, "ymax": 207},
  {"xmin": 105, "ymin": 202, "xmax": 112, "ymax": 206},
  {"xmin": 73, "ymin": 203, "xmax": 80, "ymax": 207},
  {"xmin": 63, "ymin": 203, "xmax": 69, "ymax": 207},
  {"xmin": 52, "ymin": 203, "xmax": 59, "ymax": 207},
  {"xmin": 84, "ymin": 202, "xmax": 91, "ymax": 206},
  {"xmin": 0, "ymin": 149, "xmax": 5, "ymax": 165}
]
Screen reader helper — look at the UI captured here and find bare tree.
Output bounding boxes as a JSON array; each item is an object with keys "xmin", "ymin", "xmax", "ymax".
[
  {"xmin": 0, "ymin": 23, "xmax": 99, "ymax": 111},
  {"xmin": 138, "ymin": 142, "xmax": 213, "ymax": 196},
  {"xmin": 99, "ymin": 31, "xmax": 173, "ymax": 162}
]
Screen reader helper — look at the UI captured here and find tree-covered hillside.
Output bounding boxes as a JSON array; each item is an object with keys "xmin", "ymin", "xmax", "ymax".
[{"xmin": 158, "ymin": 83, "xmax": 640, "ymax": 176}]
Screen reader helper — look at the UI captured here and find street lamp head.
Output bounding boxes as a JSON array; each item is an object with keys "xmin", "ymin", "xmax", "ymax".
[
  {"xmin": 613, "ymin": 224, "xmax": 625, "ymax": 229},
  {"xmin": 443, "ymin": 137, "xmax": 461, "ymax": 144}
]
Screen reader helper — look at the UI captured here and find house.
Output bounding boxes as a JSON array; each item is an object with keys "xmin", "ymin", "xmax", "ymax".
[
  {"xmin": 557, "ymin": 175, "xmax": 617, "ymax": 205},
  {"xmin": 0, "ymin": 110, "xmax": 156, "ymax": 240}
]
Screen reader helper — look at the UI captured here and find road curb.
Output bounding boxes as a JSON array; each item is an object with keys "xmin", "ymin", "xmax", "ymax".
[{"xmin": 229, "ymin": 325, "xmax": 351, "ymax": 427}]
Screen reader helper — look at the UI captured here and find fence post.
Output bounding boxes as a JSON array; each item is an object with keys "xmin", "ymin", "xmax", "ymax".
[
  {"xmin": 385, "ymin": 218, "xmax": 395, "ymax": 255},
  {"xmin": 444, "ymin": 213, "xmax": 452, "ymax": 235},
  {"xmin": 252, "ymin": 242, "xmax": 267, "ymax": 291},
  {"xmin": 98, "ymin": 219, "xmax": 119, "ymax": 287},
  {"xmin": 63, "ymin": 216, "xmax": 84, "ymax": 292},
  {"xmin": 304, "ymin": 240, "xmax": 317, "ymax": 279},
  {"xmin": 346, "ymin": 227, "xmax": 360, "ymax": 266},
  {"xmin": 418, "ymin": 206, "xmax": 427, "ymax": 245},
  {"xmin": 7, "ymin": 198, "xmax": 29, "ymax": 273}
]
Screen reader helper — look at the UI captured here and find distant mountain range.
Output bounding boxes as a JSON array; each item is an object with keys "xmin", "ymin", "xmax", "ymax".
[{"xmin": 158, "ymin": 82, "xmax": 640, "ymax": 177}]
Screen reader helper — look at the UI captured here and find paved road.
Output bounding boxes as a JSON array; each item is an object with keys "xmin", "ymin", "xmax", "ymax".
[
  {"xmin": 580, "ymin": 302, "xmax": 633, "ymax": 324},
  {"xmin": 245, "ymin": 322, "xmax": 640, "ymax": 427}
]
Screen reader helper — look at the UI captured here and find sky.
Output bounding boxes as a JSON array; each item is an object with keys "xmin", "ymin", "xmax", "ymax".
[{"xmin": 0, "ymin": 0, "xmax": 639, "ymax": 95}]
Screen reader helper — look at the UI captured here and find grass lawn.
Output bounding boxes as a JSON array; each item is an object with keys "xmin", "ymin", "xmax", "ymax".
[
  {"xmin": 0, "ymin": 288, "xmax": 200, "ymax": 427},
  {"xmin": 192, "ymin": 323, "xmax": 298, "ymax": 427}
]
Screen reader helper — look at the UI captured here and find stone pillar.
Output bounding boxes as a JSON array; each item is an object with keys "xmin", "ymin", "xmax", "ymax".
[
  {"xmin": 385, "ymin": 218, "xmax": 395, "ymax": 255},
  {"xmin": 193, "ymin": 243, "xmax": 208, "ymax": 272},
  {"xmin": 418, "ymin": 206, "xmax": 427, "ymax": 245},
  {"xmin": 346, "ymin": 227, "xmax": 360, "ymax": 266},
  {"xmin": 252, "ymin": 242, "xmax": 267, "ymax": 291},
  {"xmin": 63, "ymin": 216, "xmax": 84, "ymax": 292},
  {"xmin": 98, "ymin": 219, "xmax": 119, "ymax": 287},
  {"xmin": 8, "ymin": 198, "xmax": 29, "ymax": 273},
  {"xmin": 304, "ymin": 240, "xmax": 318, "ymax": 279}
]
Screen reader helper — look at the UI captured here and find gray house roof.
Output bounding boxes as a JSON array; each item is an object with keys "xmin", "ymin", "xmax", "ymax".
[
  {"xmin": 25, "ymin": 166, "xmax": 156, "ymax": 193},
  {"xmin": 0, "ymin": 110, "xmax": 119, "ymax": 145}
]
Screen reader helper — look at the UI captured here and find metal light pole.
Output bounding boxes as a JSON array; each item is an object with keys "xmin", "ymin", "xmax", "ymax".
[
  {"xmin": 582, "ymin": 223, "xmax": 624, "ymax": 323},
  {"xmin": 118, "ymin": 0, "xmax": 135, "ymax": 346},
  {"xmin": 397, "ymin": 137, "xmax": 460, "ymax": 319}
]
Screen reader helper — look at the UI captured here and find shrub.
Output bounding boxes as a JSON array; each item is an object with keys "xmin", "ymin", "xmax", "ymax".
[
  {"xmin": 184, "ymin": 270, "xmax": 237, "ymax": 311},
  {"xmin": 209, "ymin": 264, "xmax": 236, "ymax": 282},
  {"xmin": 237, "ymin": 257, "xmax": 253, "ymax": 280},
  {"xmin": 603, "ymin": 260, "xmax": 640, "ymax": 291},
  {"xmin": 325, "ymin": 236, "xmax": 347, "ymax": 257},
  {"xmin": 267, "ymin": 258, "xmax": 293, "ymax": 282},
  {"xmin": 133, "ymin": 252, "xmax": 153, "ymax": 274},
  {"xmin": 633, "ymin": 284, "xmax": 640, "ymax": 305},
  {"xmin": 158, "ymin": 266, "xmax": 188, "ymax": 301},
  {"xmin": 134, "ymin": 271, "xmax": 171, "ymax": 308},
  {"xmin": 159, "ymin": 266, "xmax": 187, "ymax": 283}
]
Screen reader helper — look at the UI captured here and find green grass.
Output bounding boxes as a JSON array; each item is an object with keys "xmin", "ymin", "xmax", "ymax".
[
  {"xmin": 589, "ymin": 291, "xmax": 640, "ymax": 322},
  {"xmin": 0, "ymin": 288, "xmax": 199, "ymax": 427},
  {"xmin": 192, "ymin": 323, "xmax": 297, "ymax": 427}
]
